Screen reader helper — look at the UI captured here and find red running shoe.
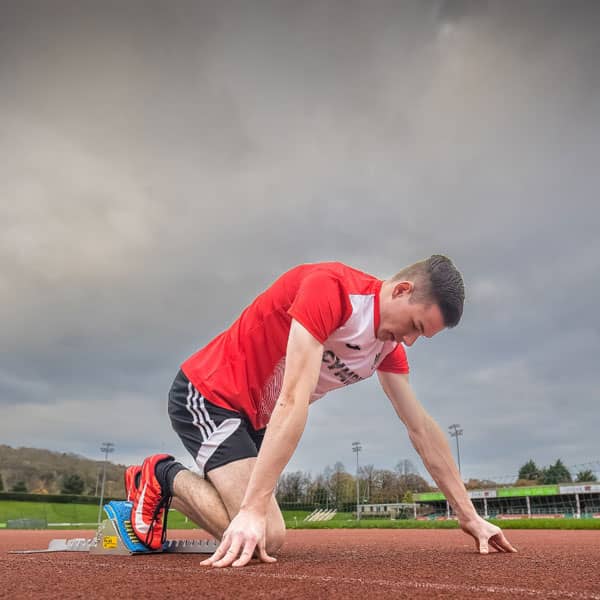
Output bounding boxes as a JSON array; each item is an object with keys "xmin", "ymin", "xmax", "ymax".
[
  {"xmin": 124, "ymin": 465, "xmax": 141, "ymax": 502},
  {"xmin": 130, "ymin": 453, "xmax": 174, "ymax": 550}
]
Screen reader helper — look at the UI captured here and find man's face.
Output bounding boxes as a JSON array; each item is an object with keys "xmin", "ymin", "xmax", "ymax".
[{"xmin": 378, "ymin": 281, "xmax": 446, "ymax": 346}]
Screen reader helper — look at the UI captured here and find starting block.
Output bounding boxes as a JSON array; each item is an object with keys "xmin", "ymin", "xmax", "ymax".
[{"xmin": 10, "ymin": 500, "xmax": 219, "ymax": 556}]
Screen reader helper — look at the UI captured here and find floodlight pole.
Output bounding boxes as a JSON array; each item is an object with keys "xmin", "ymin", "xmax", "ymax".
[
  {"xmin": 97, "ymin": 442, "xmax": 115, "ymax": 524},
  {"xmin": 352, "ymin": 441, "xmax": 362, "ymax": 521},
  {"xmin": 448, "ymin": 424, "xmax": 463, "ymax": 477}
]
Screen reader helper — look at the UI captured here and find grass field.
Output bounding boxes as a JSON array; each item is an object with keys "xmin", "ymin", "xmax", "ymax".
[
  {"xmin": 288, "ymin": 514, "xmax": 600, "ymax": 530},
  {"xmin": 2, "ymin": 501, "xmax": 599, "ymax": 530},
  {"xmin": 0, "ymin": 501, "xmax": 198, "ymax": 529}
]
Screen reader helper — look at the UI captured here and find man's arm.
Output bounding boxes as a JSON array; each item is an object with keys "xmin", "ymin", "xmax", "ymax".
[
  {"xmin": 241, "ymin": 319, "xmax": 323, "ymax": 513},
  {"xmin": 203, "ymin": 319, "xmax": 323, "ymax": 567},
  {"xmin": 377, "ymin": 370, "xmax": 517, "ymax": 554}
]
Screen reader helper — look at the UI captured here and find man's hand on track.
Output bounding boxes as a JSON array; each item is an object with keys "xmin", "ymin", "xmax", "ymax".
[
  {"xmin": 460, "ymin": 515, "xmax": 518, "ymax": 554},
  {"xmin": 200, "ymin": 509, "xmax": 277, "ymax": 568}
]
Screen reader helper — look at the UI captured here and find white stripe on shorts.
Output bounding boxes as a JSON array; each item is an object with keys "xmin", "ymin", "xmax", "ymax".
[
  {"xmin": 186, "ymin": 382, "xmax": 214, "ymax": 441},
  {"xmin": 191, "ymin": 386, "xmax": 213, "ymax": 440},
  {"xmin": 195, "ymin": 418, "xmax": 241, "ymax": 477},
  {"xmin": 197, "ymin": 393, "xmax": 217, "ymax": 432}
]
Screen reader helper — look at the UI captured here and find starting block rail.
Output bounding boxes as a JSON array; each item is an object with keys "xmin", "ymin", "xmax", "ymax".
[{"xmin": 9, "ymin": 500, "xmax": 219, "ymax": 556}]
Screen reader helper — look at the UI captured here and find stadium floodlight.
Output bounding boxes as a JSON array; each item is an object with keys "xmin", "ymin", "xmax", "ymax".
[
  {"xmin": 97, "ymin": 442, "xmax": 115, "ymax": 524},
  {"xmin": 352, "ymin": 441, "xmax": 362, "ymax": 521},
  {"xmin": 448, "ymin": 424, "xmax": 463, "ymax": 477}
]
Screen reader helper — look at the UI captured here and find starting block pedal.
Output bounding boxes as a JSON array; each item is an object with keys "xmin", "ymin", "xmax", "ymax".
[
  {"xmin": 93, "ymin": 501, "xmax": 218, "ymax": 555},
  {"xmin": 98, "ymin": 500, "xmax": 155, "ymax": 554},
  {"xmin": 91, "ymin": 512, "xmax": 150, "ymax": 555},
  {"xmin": 10, "ymin": 500, "xmax": 219, "ymax": 555}
]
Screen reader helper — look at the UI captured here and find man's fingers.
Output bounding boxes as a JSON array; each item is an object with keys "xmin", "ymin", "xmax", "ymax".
[
  {"xmin": 493, "ymin": 532, "xmax": 518, "ymax": 553},
  {"xmin": 232, "ymin": 540, "xmax": 258, "ymax": 568},
  {"xmin": 213, "ymin": 537, "xmax": 244, "ymax": 568},
  {"xmin": 202, "ymin": 544, "xmax": 230, "ymax": 565},
  {"xmin": 477, "ymin": 531, "xmax": 517, "ymax": 555},
  {"xmin": 200, "ymin": 537, "xmax": 230, "ymax": 566},
  {"xmin": 463, "ymin": 518, "xmax": 517, "ymax": 556},
  {"xmin": 256, "ymin": 539, "xmax": 277, "ymax": 564},
  {"xmin": 478, "ymin": 537, "xmax": 489, "ymax": 554}
]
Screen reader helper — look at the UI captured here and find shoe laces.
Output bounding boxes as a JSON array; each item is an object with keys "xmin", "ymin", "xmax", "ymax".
[{"xmin": 145, "ymin": 492, "xmax": 173, "ymax": 548}]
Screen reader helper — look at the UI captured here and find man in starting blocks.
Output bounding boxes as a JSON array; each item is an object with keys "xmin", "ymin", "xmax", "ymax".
[{"xmin": 125, "ymin": 256, "xmax": 517, "ymax": 566}]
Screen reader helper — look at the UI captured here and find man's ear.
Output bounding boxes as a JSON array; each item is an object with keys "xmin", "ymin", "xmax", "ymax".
[{"xmin": 392, "ymin": 280, "xmax": 415, "ymax": 298}]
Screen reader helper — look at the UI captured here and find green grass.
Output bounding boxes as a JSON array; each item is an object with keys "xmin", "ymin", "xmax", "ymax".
[
  {"xmin": 287, "ymin": 516, "xmax": 459, "ymax": 529},
  {"xmin": 487, "ymin": 518, "xmax": 600, "ymax": 530},
  {"xmin": 0, "ymin": 500, "xmax": 98, "ymax": 525},
  {"xmin": 166, "ymin": 510, "xmax": 201, "ymax": 529},
  {"xmin": 2, "ymin": 500, "xmax": 599, "ymax": 530},
  {"xmin": 0, "ymin": 500, "xmax": 201, "ymax": 530},
  {"xmin": 284, "ymin": 515, "xmax": 600, "ymax": 530}
]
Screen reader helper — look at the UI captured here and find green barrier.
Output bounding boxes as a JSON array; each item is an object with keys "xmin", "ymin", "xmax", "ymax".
[
  {"xmin": 415, "ymin": 484, "xmax": 564, "ymax": 502},
  {"xmin": 497, "ymin": 485, "xmax": 559, "ymax": 498},
  {"xmin": 414, "ymin": 492, "xmax": 446, "ymax": 502}
]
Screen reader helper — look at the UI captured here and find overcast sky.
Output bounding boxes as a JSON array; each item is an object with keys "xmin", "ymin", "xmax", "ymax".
[{"xmin": 1, "ymin": 0, "xmax": 599, "ymax": 485}]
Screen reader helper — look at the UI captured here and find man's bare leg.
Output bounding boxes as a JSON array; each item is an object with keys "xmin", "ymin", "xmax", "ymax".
[
  {"xmin": 170, "ymin": 458, "xmax": 285, "ymax": 555},
  {"xmin": 171, "ymin": 470, "xmax": 231, "ymax": 540},
  {"xmin": 207, "ymin": 457, "xmax": 286, "ymax": 554}
]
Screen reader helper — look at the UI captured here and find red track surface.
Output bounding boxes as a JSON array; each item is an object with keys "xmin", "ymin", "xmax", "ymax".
[{"xmin": 2, "ymin": 528, "xmax": 600, "ymax": 599}]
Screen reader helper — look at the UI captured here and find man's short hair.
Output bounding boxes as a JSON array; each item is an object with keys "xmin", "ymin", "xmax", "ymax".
[{"xmin": 392, "ymin": 255, "xmax": 465, "ymax": 327}]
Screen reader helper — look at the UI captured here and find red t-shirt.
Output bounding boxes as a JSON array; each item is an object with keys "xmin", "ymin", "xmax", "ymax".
[{"xmin": 182, "ymin": 262, "xmax": 409, "ymax": 430}]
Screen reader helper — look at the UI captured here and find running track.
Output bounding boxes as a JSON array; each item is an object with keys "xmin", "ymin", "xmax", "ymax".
[{"xmin": 2, "ymin": 529, "xmax": 599, "ymax": 599}]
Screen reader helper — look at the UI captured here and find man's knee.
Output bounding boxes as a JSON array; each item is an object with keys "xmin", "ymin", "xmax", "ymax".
[{"xmin": 266, "ymin": 522, "xmax": 286, "ymax": 555}]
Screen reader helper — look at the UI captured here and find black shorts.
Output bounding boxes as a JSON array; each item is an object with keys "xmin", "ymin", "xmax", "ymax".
[{"xmin": 168, "ymin": 370, "xmax": 265, "ymax": 476}]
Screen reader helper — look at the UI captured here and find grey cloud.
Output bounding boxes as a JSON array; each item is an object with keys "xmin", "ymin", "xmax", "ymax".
[{"xmin": 1, "ymin": 1, "xmax": 599, "ymax": 479}]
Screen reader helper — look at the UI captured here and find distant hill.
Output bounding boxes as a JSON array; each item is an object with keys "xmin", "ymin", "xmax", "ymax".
[{"xmin": 0, "ymin": 445, "xmax": 126, "ymax": 498}]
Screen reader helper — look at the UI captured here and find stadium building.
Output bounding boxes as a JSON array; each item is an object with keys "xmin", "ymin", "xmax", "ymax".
[{"xmin": 358, "ymin": 483, "xmax": 600, "ymax": 519}]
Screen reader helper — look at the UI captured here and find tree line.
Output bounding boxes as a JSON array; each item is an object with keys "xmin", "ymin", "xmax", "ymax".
[
  {"xmin": 0, "ymin": 445, "xmax": 126, "ymax": 497},
  {"xmin": 0, "ymin": 472, "xmax": 92, "ymax": 495},
  {"xmin": 276, "ymin": 458, "xmax": 598, "ymax": 508},
  {"xmin": 516, "ymin": 459, "xmax": 597, "ymax": 486},
  {"xmin": 276, "ymin": 460, "xmax": 433, "ymax": 509},
  {"xmin": 3, "ymin": 444, "xmax": 596, "ymax": 504}
]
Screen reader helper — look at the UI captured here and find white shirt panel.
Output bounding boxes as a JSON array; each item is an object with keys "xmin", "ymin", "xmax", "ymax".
[{"xmin": 311, "ymin": 294, "xmax": 397, "ymax": 402}]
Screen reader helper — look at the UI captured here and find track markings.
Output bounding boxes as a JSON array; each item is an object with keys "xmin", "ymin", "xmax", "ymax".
[
  {"xmin": 207, "ymin": 570, "xmax": 600, "ymax": 600},
  {"xmin": 11, "ymin": 554, "xmax": 599, "ymax": 600}
]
